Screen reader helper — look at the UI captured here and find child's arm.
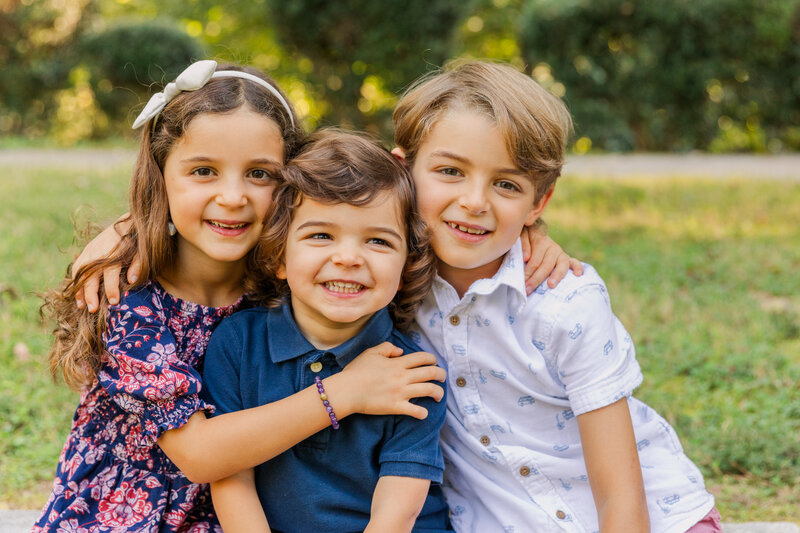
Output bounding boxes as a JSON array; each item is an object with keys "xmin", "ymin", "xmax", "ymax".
[
  {"xmin": 210, "ymin": 469, "xmax": 271, "ymax": 533},
  {"xmin": 577, "ymin": 399, "xmax": 650, "ymax": 532},
  {"xmin": 520, "ymin": 222, "xmax": 583, "ymax": 294},
  {"xmin": 72, "ymin": 214, "xmax": 139, "ymax": 311},
  {"xmin": 161, "ymin": 341, "xmax": 445, "ymax": 484},
  {"xmin": 365, "ymin": 476, "xmax": 430, "ymax": 533}
]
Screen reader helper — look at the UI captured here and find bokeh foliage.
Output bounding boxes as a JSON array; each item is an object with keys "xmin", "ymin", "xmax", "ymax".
[{"xmin": 1, "ymin": 0, "xmax": 800, "ymax": 151}]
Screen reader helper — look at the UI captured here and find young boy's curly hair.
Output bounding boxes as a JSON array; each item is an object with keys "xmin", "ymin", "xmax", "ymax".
[{"xmin": 255, "ymin": 128, "xmax": 435, "ymax": 331}]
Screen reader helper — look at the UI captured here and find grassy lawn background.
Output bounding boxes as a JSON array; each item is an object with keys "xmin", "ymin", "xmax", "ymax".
[{"xmin": 1, "ymin": 162, "xmax": 798, "ymax": 521}]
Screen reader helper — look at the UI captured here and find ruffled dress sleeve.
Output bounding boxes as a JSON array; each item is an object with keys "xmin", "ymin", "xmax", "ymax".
[{"xmin": 99, "ymin": 286, "xmax": 213, "ymax": 446}]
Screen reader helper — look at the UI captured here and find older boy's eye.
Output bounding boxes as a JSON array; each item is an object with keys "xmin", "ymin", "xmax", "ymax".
[
  {"xmin": 439, "ymin": 167, "xmax": 462, "ymax": 177},
  {"xmin": 496, "ymin": 180, "xmax": 521, "ymax": 192}
]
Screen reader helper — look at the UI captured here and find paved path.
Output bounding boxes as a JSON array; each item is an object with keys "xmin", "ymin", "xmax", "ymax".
[{"xmin": 1, "ymin": 148, "xmax": 799, "ymax": 180}]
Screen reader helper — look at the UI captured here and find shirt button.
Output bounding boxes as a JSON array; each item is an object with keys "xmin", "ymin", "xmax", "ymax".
[
  {"xmin": 556, "ymin": 510, "xmax": 566, "ymax": 520},
  {"xmin": 455, "ymin": 377, "xmax": 467, "ymax": 387},
  {"xmin": 519, "ymin": 466, "xmax": 531, "ymax": 477},
  {"xmin": 309, "ymin": 362, "xmax": 323, "ymax": 373},
  {"xmin": 479, "ymin": 435, "xmax": 490, "ymax": 446},
  {"xmin": 449, "ymin": 315, "xmax": 460, "ymax": 326}
]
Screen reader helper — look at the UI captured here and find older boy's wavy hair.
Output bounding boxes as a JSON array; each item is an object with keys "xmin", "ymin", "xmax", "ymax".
[
  {"xmin": 393, "ymin": 59, "xmax": 573, "ymax": 202},
  {"xmin": 256, "ymin": 128, "xmax": 435, "ymax": 331},
  {"xmin": 44, "ymin": 63, "xmax": 303, "ymax": 390}
]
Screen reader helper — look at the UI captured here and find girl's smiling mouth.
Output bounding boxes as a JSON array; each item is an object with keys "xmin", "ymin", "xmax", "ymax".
[{"xmin": 205, "ymin": 219, "xmax": 251, "ymax": 236}]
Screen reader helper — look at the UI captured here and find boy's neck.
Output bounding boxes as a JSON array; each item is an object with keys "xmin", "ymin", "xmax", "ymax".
[
  {"xmin": 437, "ymin": 255, "xmax": 505, "ymax": 299},
  {"xmin": 289, "ymin": 294, "xmax": 375, "ymax": 351}
]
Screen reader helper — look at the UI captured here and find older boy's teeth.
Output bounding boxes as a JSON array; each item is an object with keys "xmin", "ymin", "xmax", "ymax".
[
  {"xmin": 448, "ymin": 222, "xmax": 487, "ymax": 235},
  {"xmin": 209, "ymin": 221, "xmax": 247, "ymax": 229},
  {"xmin": 324, "ymin": 281, "xmax": 364, "ymax": 293}
]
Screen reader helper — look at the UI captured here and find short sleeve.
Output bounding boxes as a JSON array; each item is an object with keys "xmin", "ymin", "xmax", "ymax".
[
  {"xmin": 378, "ymin": 382, "xmax": 447, "ymax": 483},
  {"xmin": 99, "ymin": 290, "xmax": 211, "ymax": 444},
  {"xmin": 200, "ymin": 316, "xmax": 245, "ymax": 417},
  {"xmin": 549, "ymin": 282, "xmax": 643, "ymax": 416}
]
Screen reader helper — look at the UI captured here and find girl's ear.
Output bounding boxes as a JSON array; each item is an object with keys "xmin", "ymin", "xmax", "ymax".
[
  {"xmin": 276, "ymin": 262, "xmax": 287, "ymax": 280},
  {"xmin": 390, "ymin": 147, "xmax": 407, "ymax": 166}
]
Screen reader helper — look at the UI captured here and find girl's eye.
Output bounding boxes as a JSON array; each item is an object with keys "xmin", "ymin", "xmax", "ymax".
[
  {"xmin": 249, "ymin": 168, "xmax": 273, "ymax": 181},
  {"xmin": 309, "ymin": 233, "xmax": 332, "ymax": 240},
  {"xmin": 496, "ymin": 179, "xmax": 521, "ymax": 192},
  {"xmin": 192, "ymin": 167, "xmax": 214, "ymax": 177}
]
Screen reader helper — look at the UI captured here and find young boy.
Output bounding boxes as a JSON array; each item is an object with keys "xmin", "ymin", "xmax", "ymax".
[{"xmin": 391, "ymin": 61, "xmax": 719, "ymax": 533}]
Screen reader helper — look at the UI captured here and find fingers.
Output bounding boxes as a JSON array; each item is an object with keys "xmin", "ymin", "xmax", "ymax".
[
  {"xmin": 83, "ymin": 274, "xmax": 100, "ymax": 313},
  {"xmin": 520, "ymin": 227, "xmax": 532, "ymax": 262},
  {"xmin": 373, "ymin": 342, "xmax": 404, "ymax": 358},
  {"xmin": 546, "ymin": 250, "xmax": 572, "ymax": 288},
  {"xmin": 569, "ymin": 257, "xmax": 584, "ymax": 277},
  {"xmin": 525, "ymin": 244, "xmax": 558, "ymax": 294},
  {"xmin": 398, "ymin": 351, "xmax": 439, "ymax": 369},
  {"xmin": 127, "ymin": 256, "xmax": 142, "ymax": 284},
  {"xmin": 103, "ymin": 266, "xmax": 122, "ymax": 305},
  {"xmin": 399, "ymin": 403, "xmax": 429, "ymax": 421}
]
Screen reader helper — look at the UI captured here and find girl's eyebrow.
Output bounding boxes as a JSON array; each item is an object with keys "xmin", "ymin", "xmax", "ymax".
[
  {"xmin": 429, "ymin": 149, "xmax": 526, "ymax": 177},
  {"xmin": 179, "ymin": 156, "xmax": 282, "ymax": 166},
  {"xmin": 296, "ymin": 220, "xmax": 403, "ymax": 242}
]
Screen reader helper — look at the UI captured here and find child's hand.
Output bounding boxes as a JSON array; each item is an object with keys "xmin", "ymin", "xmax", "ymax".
[
  {"xmin": 73, "ymin": 216, "xmax": 140, "ymax": 312},
  {"xmin": 334, "ymin": 342, "xmax": 446, "ymax": 420},
  {"xmin": 521, "ymin": 225, "xmax": 583, "ymax": 295}
]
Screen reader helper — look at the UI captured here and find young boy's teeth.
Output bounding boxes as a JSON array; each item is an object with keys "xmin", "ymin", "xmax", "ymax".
[
  {"xmin": 448, "ymin": 222, "xmax": 487, "ymax": 235},
  {"xmin": 209, "ymin": 221, "xmax": 247, "ymax": 229},
  {"xmin": 324, "ymin": 281, "xmax": 364, "ymax": 293}
]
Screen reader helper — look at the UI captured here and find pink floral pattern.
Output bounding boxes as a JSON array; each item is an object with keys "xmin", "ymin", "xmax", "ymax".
[{"xmin": 33, "ymin": 282, "xmax": 242, "ymax": 532}]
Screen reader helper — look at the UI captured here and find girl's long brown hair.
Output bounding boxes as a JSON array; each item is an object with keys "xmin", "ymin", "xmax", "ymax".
[
  {"xmin": 256, "ymin": 128, "xmax": 436, "ymax": 331},
  {"xmin": 44, "ymin": 63, "xmax": 303, "ymax": 390}
]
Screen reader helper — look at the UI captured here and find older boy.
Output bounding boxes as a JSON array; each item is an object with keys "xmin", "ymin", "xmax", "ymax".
[{"xmin": 391, "ymin": 61, "xmax": 718, "ymax": 533}]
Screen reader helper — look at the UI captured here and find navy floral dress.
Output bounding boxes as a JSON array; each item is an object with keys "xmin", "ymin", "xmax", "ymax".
[{"xmin": 33, "ymin": 281, "xmax": 243, "ymax": 532}]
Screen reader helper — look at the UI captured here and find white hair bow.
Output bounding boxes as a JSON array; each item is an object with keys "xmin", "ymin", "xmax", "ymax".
[{"xmin": 132, "ymin": 60, "xmax": 294, "ymax": 129}]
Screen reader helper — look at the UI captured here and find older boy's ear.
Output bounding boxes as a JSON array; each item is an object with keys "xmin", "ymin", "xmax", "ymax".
[
  {"xmin": 525, "ymin": 186, "xmax": 555, "ymax": 226},
  {"xmin": 390, "ymin": 147, "xmax": 407, "ymax": 165}
]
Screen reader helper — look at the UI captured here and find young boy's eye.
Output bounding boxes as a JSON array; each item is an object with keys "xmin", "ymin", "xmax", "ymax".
[
  {"xmin": 367, "ymin": 237, "xmax": 393, "ymax": 248},
  {"xmin": 192, "ymin": 167, "xmax": 214, "ymax": 177}
]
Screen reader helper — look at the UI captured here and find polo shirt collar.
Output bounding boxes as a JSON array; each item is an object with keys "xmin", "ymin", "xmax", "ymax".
[
  {"xmin": 267, "ymin": 301, "xmax": 395, "ymax": 368},
  {"xmin": 432, "ymin": 239, "xmax": 527, "ymax": 312}
]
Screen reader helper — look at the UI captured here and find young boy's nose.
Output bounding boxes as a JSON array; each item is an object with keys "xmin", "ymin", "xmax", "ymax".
[{"xmin": 331, "ymin": 242, "xmax": 364, "ymax": 267}]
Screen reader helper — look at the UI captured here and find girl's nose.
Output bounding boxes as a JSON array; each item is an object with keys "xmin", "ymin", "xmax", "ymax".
[
  {"xmin": 215, "ymin": 176, "xmax": 248, "ymax": 207},
  {"xmin": 458, "ymin": 184, "xmax": 489, "ymax": 215}
]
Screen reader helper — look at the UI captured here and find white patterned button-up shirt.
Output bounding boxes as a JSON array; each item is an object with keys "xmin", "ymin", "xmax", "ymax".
[{"xmin": 409, "ymin": 240, "xmax": 715, "ymax": 533}]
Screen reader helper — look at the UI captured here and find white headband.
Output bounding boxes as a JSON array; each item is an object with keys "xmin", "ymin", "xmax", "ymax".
[{"xmin": 131, "ymin": 60, "xmax": 295, "ymax": 129}]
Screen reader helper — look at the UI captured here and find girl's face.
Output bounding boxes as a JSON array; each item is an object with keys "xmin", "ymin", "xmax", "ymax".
[
  {"xmin": 277, "ymin": 192, "xmax": 408, "ymax": 349},
  {"xmin": 162, "ymin": 108, "xmax": 284, "ymax": 270}
]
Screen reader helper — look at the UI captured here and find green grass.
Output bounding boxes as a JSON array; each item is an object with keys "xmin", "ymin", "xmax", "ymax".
[{"xmin": 2, "ymin": 164, "xmax": 799, "ymax": 521}]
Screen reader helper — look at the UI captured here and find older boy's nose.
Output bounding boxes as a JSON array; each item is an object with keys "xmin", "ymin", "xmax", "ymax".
[{"xmin": 458, "ymin": 185, "xmax": 489, "ymax": 215}]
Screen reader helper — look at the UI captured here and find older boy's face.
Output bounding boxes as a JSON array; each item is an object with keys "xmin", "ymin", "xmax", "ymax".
[{"xmin": 404, "ymin": 110, "xmax": 547, "ymax": 291}]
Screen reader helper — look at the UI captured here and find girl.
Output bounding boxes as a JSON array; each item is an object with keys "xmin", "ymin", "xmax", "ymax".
[
  {"xmin": 203, "ymin": 129, "xmax": 451, "ymax": 532},
  {"xmin": 34, "ymin": 61, "xmax": 446, "ymax": 532}
]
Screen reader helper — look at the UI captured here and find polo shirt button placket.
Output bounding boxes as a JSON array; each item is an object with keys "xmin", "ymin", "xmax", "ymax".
[{"xmin": 309, "ymin": 361, "xmax": 323, "ymax": 373}]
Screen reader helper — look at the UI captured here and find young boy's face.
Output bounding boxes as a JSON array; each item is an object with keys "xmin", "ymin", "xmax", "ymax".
[
  {"xmin": 276, "ymin": 192, "xmax": 407, "ymax": 349},
  {"xmin": 395, "ymin": 110, "xmax": 550, "ymax": 290}
]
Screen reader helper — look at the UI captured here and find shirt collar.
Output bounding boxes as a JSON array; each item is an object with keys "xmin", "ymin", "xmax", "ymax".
[
  {"xmin": 267, "ymin": 301, "xmax": 395, "ymax": 367},
  {"xmin": 432, "ymin": 239, "xmax": 527, "ymax": 312}
]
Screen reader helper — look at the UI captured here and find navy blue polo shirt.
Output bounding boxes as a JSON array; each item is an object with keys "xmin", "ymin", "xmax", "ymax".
[{"xmin": 202, "ymin": 302, "xmax": 451, "ymax": 532}]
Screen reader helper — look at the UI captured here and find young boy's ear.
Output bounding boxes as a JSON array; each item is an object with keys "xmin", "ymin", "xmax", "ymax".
[
  {"xmin": 390, "ymin": 147, "xmax": 407, "ymax": 166},
  {"xmin": 524, "ymin": 186, "xmax": 555, "ymax": 226}
]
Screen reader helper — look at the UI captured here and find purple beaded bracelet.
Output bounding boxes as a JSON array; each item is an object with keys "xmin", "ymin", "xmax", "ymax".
[{"xmin": 314, "ymin": 376, "xmax": 340, "ymax": 430}]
